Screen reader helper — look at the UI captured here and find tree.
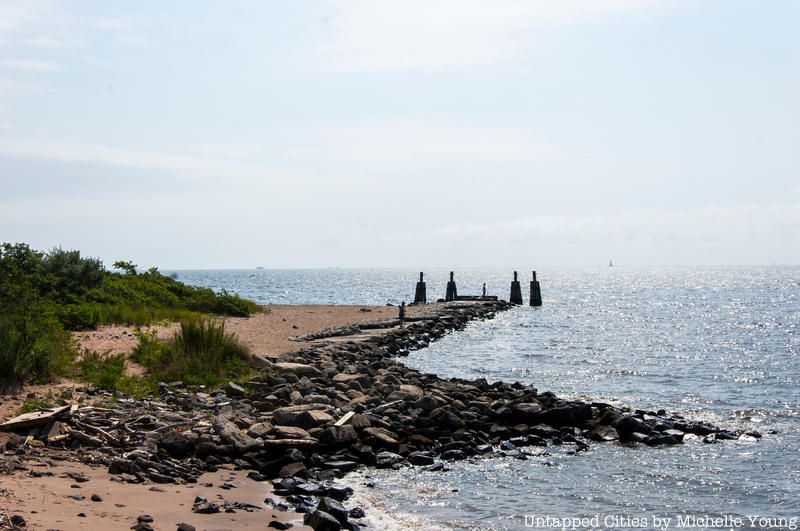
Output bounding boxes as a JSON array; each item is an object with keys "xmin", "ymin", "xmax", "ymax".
[{"xmin": 113, "ymin": 260, "xmax": 138, "ymax": 275}]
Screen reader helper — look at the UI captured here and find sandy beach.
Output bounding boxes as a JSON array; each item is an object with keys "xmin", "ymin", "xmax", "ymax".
[
  {"xmin": 72, "ymin": 304, "xmax": 420, "ymax": 359},
  {"xmin": 2, "ymin": 461, "xmax": 303, "ymax": 531},
  {"xmin": 0, "ymin": 304, "xmax": 419, "ymax": 531}
]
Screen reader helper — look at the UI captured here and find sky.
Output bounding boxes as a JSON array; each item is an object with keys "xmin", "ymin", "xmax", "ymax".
[{"xmin": 0, "ymin": 0, "xmax": 798, "ymax": 268}]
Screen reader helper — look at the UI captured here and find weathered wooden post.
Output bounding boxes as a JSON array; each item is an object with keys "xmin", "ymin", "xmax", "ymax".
[
  {"xmin": 445, "ymin": 271, "xmax": 458, "ymax": 301},
  {"xmin": 530, "ymin": 271, "xmax": 542, "ymax": 306},
  {"xmin": 510, "ymin": 271, "xmax": 523, "ymax": 305},
  {"xmin": 413, "ymin": 272, "xmax": 427, "ymax": 304}
]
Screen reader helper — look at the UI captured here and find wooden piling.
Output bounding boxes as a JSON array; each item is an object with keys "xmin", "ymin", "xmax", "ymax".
[
  {"xmin": 445, "ymin": 271, "xmax": 458, "ymax": 302},
  {"xmin": 530, "ymin": 271, "xmax": 542, "ymax": 306},
  {"xmin": 510, "ymin": 271, "xmax": 523, "ymax": 305},
  {"xmin": 413, "ymin": 272, "xmax": 427, "ymax": 304}
]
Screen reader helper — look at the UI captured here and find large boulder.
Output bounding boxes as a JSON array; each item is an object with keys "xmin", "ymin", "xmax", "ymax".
[
  {"xmin": 319, "ymin": 425, "xmax": 358, "ymax": 446},
  {"xmin": 613, "ymin": 416, "xmax": 653, "ymax": 439},
  {"xmin": 511, "ymin": 402, "xmax": 543, "ymax": 421},
  {"xmin": 361, "ymin": 427, "xmax": 399, "ymax": 450},
  {"xmin": 296, "ymin": 410, "xmax": 335, "ymax": 429},
  {"xmin": 212, "ymin": 415, "xmax": 261, "ymax": 453},
  {"xmin": 537, "ymin": 405, "xmax": 592, "ymax": 428},
  {"xmin": 273, "ymin": 404, "xmax": 334, "ymax": 426},
  {"xmin": 272, "ymin": 426, "xmax": 312, "ymax": 440},
  {"xmin": 386, "ymin": 384, "xmax": 424, "ymax": 401},
  {"xmin": 157, "ymin": 430, "xmax": 195, "ymax": 458},
  {"xmin": 304, "ymin": 510, "xmax": 341, "ymax": 531}
]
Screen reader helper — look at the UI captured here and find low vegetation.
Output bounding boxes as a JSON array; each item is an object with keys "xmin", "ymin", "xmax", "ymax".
[
  {"xmin": 133, "ymin": 319, "xmax": 252, "ymax": 387},
  {"xmin": 0, "ymin": 242, "xmax": 259, "ymax": 392}
]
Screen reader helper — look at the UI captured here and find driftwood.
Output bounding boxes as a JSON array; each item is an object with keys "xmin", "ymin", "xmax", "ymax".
[
  {"xmin": 334, "ymin": 411, "xmax": 355, "ymax": 427},
  {"xmin": 71, "ymin": 419, "xmax": 122, "ymax": 447},
  {"xmin": 0, "ymin": 405, "xmax": 71, "ymax": 431},
  {"xmin": 66, "ymin": 428, "xmax": 103, "ymax": 447},
  {"xmin": 262, "ymin": 438, "xmax": 318, "ymax": 447}
]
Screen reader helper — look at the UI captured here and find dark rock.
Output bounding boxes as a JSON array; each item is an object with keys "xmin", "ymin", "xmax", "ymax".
[
  {"xmin": 349, "ymin": 507, "xmax": 366, "ymax": 519},
  {"xmin": 442, "ymin": 449, "xmax": 466, "ymax": 461},
  {"xmin": 158, "ymin": 430, "xmax": 195, "ymax": 458},
  {"xmin": 137, "ymin": 515, "xmax": 154, "ymax": 523},
  {"xmin": 247, "ymin": 422, "xmax": 273, "ymax": 439},
  {"xmin": 537, "ymin": 404, "xmax": 592, "ymax": 428},
  {"xmin": 304, "ymin": 510, "xmax": 342, "ymax": 531},
  {"xmin": 273, "ymin": 425, "xmax": 312, "ymax": 439},
  {"xmin": 645, "ymin": 434, "xmax": 682, "ymax": 446},
  {"xmin": 279, "ymin": 462, "xmax": 307, "ymax": 478},
  {"xmin": 589, "ymin": 426, "xmax": 619, "ymax": 442},
  {"xmin": 662, "ymin": 429, "xmax": 685, "ymax": 441},
  {"xmin": 225, "ymin": 382, "xmax": 246, "ymax": 397},
  {"xmin": 212, "ymin": 415, "xmax": 262, "ymax": 453},
  {"xmin": 319, "ymin": 425, "xmax": 357, "ymax": 446},
  {"xmin": 613, "ymin": 416, "xmax": 653, "ymax": 439},
  {"xmin": 91, "ymin": 494, "xmax": 103, "ymax": 502},
  {"xmin": 318, "ymin": 497, "xmax": 349, "ymax": 524},
  {"xmin": 177, "ymin": 524, "xmax": 196, "ymax": 531},
  {"xmin": 268, "ymin": 521, "xmax": 293, "ymax": 530},
  {"xmin": 407, "ymin": 451, "xmax": 435, "ymax": 466},
  {"xmin": 529, "ymin": 424, "xmax": 561, "ymax": 439},
  {"xmin": 192, "ymin": 497, "xmax": 220, "ymax": 514},
  {"xmin": 326, "ymin": 484, "xmax": 354, "ymax": 501},
  {"xmin": 66, "ymin": 472, "xmax": 90, "ymax": 483},
  {"xmin": 375, "ymin": 451, "xmax": 403, "ymax": 468},
  {"xmin": 511, "ymin": 402, "xmax": 543, "ymax": 420},
  {"xmin": 297, "ymin": 410, "xmax": 335, "ymax": 429},
  {"xmin": 434, "ymin": 410, "xmax": 466, "ymax": 430},
  {"xmin": 323, "ymin": 460, "xmax": 358, "ymax": 473},
  {"xmin": 414, "ymin": 395, "xmax": 440, "ymax": 412}
]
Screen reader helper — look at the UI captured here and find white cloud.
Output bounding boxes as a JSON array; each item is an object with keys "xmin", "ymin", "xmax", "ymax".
[
  {"xmin": 0, "ymin": 1, "xmax": 52, "ymax": 43},
  {"xmin": 394, "ymin": 203, "xmax": 800, "ymax": 248},
  {"xmin": 0, "ymin": 137, "xmax": 274, "ymax": 180},
  {"xmin": 284, "ymin": 118, "xmax": 580, "ymax": 173},
  {"xmin": 0, "ymin": 117, "xmax": 579, "ymax": 183},
  {"xmin": 314, "ymin": 0, "xmax": 664, "ymax": 71},
  {"xmin": 2, "ymin": 58, "xmax": 61, "ymax": 72}
]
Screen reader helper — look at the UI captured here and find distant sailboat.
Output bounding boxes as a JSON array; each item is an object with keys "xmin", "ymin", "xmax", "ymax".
[{"xmin": 609, "ymin": 259, "xmax": 614, "ymax": 267}]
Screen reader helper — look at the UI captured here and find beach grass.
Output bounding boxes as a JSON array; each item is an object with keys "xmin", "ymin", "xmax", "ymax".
[{"xmin": 132, "ymin": 318, "xmax": 253, "ymax": 387}]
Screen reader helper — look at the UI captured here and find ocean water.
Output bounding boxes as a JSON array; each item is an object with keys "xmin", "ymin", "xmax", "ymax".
[{"xmin": 171, "ymin": 267, "xmax": 800, "ymax": 530}]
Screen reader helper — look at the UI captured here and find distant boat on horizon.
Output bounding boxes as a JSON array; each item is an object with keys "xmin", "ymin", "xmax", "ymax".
[
  {"xmin": 609, "ymin": 260, "xmax": 614, "ymax": 267},
  {"xmin": 256, "ymin": 266, "xmax": 265, "ymax": 270}
]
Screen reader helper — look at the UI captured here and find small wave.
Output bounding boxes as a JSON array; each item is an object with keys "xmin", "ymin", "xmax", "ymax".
[{"xmin": 342, "ymin": 472, "xmax": 446, "ymax": 531}]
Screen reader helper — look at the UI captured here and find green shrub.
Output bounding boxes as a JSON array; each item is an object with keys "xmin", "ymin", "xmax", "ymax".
[
  {"xmin": 0, "ymin": 282, "xmax": 74, "ymax": 392},
  {"xmin": 132, "ymin": 319, "xmax": 252, "ymax": 386},
  {"xmin": 78, "ymin": 351, "xmax": 126, "ymax": 390},
  {"xmin": 0, "ymin": 242, "xmax": 258, "ymax": 391},
  {"xmin": 1, "ymin": 242, "xmax": 259, "ymax": 331}
]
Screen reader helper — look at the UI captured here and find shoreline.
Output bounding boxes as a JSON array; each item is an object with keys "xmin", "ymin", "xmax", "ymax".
[{"xmin": 1, "ymin": 301, "xmax": 747, "ymax": 530}]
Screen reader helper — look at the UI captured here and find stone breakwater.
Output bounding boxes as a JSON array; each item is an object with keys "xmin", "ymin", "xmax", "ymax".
[{"xmin": 1, "ymin": 301, "xmax": 754, "ymax": 531}]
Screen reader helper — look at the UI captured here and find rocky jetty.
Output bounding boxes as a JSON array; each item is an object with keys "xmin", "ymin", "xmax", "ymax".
[{"xmin": 1, "ymin": 301, "xmax": 753, "ymax": 530}]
